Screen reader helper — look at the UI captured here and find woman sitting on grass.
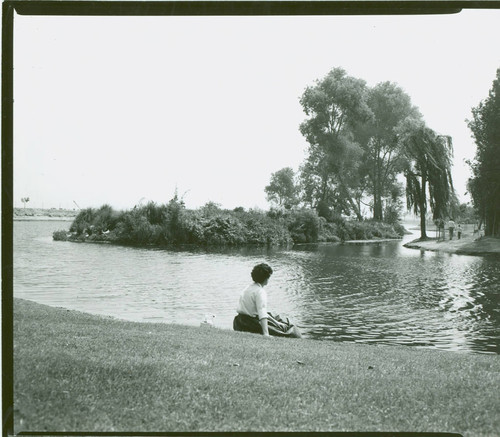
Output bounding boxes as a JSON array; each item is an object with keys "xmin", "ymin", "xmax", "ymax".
[{"xmin": 233, "ymin": 263, "xmax": 301, "ymax": 338}]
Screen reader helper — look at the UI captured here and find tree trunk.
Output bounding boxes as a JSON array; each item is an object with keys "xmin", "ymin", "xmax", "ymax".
[
  {"xmin": 372, "ymin": 157, "xmax": 383, "ymax": 221},
  {"xmin": 337, "ymin": 176, "xmax": 363, "ymax": 221},
  {"xmin": 485, "ymin": 204, "xmax": 492, "ymax": 236},
  {"xmin": 347, "ymin": 196, "xmax": 363, "ymax": 221},
  {"xmin": 373, "ymin": 192, "xmax": 383, "ymax": 221},
  {"xmin": 419, "ymin": 177, "xmax": 427, "ymax": 240},
  {"xmin": 488, "ymin": 208, "xmax": 497, "ymax": 237},
  {"xmin": 320, "ymin": 175, "xmax": 329, "ymax": 204}
]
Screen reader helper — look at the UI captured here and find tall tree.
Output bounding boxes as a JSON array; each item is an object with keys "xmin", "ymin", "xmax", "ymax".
[
  {"xmin": 358, "ymin": 82, "xmax": 421, "ymax": 220},
  {"xmin": 398, "ymin": 119, "xmax": 454, "ymax": 240},
  {"xmin": 299, "ymin": 67, "xmax": 372, "ymax": 220},
  {"xmin": 265, "ymin": 167, "xmax": 298, "ymax": 209},
  {"xmin": 467, "ymin": 68, "xmax": 500, "ymax": 236}
]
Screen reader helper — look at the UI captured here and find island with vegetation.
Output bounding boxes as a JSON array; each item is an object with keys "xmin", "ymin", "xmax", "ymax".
[{"xmin": 52, "ymin": 199, "xmax": 405, "ymax": 247}]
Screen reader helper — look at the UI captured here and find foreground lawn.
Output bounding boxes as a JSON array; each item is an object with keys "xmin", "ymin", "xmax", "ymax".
[{"xmin": 14, "ymin": 298, "xmax": 500, "ymax": 435}]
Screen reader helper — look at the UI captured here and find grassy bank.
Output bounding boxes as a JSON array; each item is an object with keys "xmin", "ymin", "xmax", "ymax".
[
  {"xmin": 14, "ymin": 298, "xmax": 500, "ymax": 435},
  {"xmin": 404, "ymin": 234, "xmax": 500, "ymax": 256}
]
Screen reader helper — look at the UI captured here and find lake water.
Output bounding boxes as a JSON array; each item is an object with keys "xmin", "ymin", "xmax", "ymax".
[{"xmin": 13, "ymin": 220, "xmax": 500, "ymax": 354}]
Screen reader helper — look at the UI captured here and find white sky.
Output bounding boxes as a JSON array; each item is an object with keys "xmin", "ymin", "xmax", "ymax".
[{"xmin": 13, "ymin": 10, "xmax": 500, "ymax": 211}]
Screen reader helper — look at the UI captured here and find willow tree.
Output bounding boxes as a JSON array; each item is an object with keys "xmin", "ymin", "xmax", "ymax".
[
  {"xmin": 299, "ymin": 67, "xmax": 372, "ymax": 220},
  {"xmin": 398, "ymin": 119, "xmax": 454, "ymax": 240}
]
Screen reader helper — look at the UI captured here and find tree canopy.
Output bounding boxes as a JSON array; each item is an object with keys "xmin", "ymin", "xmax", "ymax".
[
  {"xmin": 299, "ymin": 67, "xmax": 372, "ymax": 220},
  {"xmin": 264, "ymin": 167, "xmax": 298, "ymax": 209},
  {"xmin": 358, "ymin": 82, "xmax": 422, "ymax": 220},
  {"xmin": 266, "ymin": 67, "xmax": 456, "ymax": 232},
  {"xmin": 467, "ymin": 68, "xmax": 500, "ymax": 236}
]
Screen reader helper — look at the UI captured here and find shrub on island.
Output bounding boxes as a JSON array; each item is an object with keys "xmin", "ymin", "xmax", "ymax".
[{"xmin": 52, "ymin": 230, "xmax": 69, "ymax": 241}]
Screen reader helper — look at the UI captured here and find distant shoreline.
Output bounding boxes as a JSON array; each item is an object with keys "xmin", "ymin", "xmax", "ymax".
[
  {"xmin": 14, "ymin": 208, "xmax": 77, "ymax": 221},
  {"xmin": 14, "ymin": 216, "xmax": 75, "ymax": 221}
]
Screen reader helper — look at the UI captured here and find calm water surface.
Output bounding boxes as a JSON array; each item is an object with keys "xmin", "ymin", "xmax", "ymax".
[{"xmin": 14, "ymin": 220, "xmax": 500, "ymax": 354}]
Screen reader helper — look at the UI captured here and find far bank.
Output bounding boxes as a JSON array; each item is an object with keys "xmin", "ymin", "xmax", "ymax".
[
  {"xmin": 14, "ymin": 207, "xmax": 77, "ymax": 221},
  {"xmin": 404, "ymin": 234, "xmax": 500, "ymax": 256}
]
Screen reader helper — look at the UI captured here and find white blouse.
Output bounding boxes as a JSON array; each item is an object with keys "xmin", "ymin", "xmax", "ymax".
[{"xmin": 236, "ymin": 282, "xmax": 268, "ymax": 320}]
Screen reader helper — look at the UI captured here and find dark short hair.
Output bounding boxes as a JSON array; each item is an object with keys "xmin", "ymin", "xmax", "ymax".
[{"xmin": 251, "ymin": 263, "xmax": 273, "ymax": 284}]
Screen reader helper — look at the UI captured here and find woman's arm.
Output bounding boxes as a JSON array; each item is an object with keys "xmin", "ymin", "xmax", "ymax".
[
  {"xmin": 255, "ymin": 285, "xmax": 270, "ymax": 337},
  {"xmin": 259, "ymin": 317, "xmax": 270, "ymax": 336}
]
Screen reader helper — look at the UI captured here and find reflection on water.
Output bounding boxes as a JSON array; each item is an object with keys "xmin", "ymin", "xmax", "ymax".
[{"xmin": 14, "ymin": 220, "xmax": 500, "ymax": 354}]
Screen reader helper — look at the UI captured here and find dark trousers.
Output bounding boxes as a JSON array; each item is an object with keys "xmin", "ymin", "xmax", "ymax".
[{"xmin": 233, "ymin": 313, "xmax": 262, "ymax": 334}]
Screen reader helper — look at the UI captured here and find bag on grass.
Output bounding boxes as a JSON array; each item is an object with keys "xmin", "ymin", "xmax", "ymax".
[{"xmin": 266, "ymin": 312, "xmax": 301, "ymax": 338}]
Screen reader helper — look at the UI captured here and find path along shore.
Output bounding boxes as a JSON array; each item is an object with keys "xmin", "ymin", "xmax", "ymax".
[{"xmin": 404, "ymin": 231, "xmax": 500, "ymax": 256}]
